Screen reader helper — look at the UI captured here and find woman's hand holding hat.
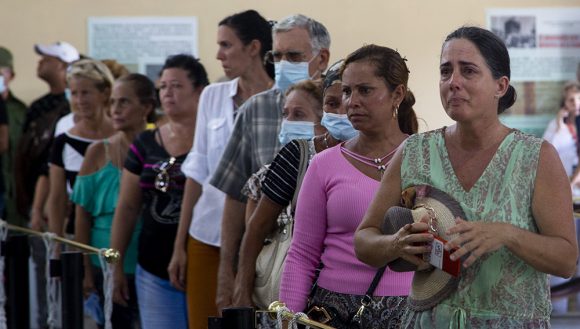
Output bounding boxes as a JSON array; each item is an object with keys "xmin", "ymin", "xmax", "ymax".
[
  {"xmin": 445, "ymin": 217, "xmax": 510, "ymax": 268},
  {"xmin": 392, "ymin": 221, "xmax": 434, "ymax": 271}
]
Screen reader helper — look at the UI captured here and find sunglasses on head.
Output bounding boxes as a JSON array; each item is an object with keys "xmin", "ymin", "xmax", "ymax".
[{"xmin": 154, "ymin": 157, "xmax": 176, "ymax": 193}]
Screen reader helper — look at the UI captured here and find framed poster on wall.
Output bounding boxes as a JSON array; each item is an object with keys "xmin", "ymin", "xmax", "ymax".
[
  {"xmin": 88, "ymin": 16, "xmax": 198, "ymax": 83},
  {"xmin": 487, "ymin": 8, "xmax": 580, "ymax": 137}
]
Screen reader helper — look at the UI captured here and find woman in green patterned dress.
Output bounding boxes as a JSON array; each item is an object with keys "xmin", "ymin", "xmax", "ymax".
[{"xmin": 354, "ymin": 26, "xmax": 579, "ymax": 328}]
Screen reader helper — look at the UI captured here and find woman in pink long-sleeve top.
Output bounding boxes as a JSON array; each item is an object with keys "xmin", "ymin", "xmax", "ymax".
[{"xmin": 279, "ymin": 44, "xmax": 421, "ymax": 329}]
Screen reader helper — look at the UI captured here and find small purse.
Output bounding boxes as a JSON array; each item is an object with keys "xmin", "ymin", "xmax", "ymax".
[
  {"xmin": 252, "ymin": 139, "xmax": 310, "ymax": 309},
  {"xmin": 306, "ymin": 266, "xmax": 386, "ymax": 328}
]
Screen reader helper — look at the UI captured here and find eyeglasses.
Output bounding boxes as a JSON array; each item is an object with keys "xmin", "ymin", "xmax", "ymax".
[
  {"xmin": 264, "ymin": 50, "xmax": 314, "ymax": 64},
  {"xmin": 154, "ymin": 157, "xmax": 176, "ymax": 193}
]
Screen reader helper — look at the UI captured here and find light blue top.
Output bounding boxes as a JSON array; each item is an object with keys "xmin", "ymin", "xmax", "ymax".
[{"xmin": 71, "ymin": 160, "xmax": 141, "ymax": 274}]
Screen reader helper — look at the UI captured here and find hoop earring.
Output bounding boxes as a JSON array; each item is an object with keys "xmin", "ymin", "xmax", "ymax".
[{"xmin": 393, "ymin": 105, "xmax": 399, "ymax": 119}]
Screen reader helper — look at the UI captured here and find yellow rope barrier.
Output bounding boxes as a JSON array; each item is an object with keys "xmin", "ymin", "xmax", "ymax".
[{"xmin": 3, "ymin": 222, "xmax": 120, "ymax": 264}]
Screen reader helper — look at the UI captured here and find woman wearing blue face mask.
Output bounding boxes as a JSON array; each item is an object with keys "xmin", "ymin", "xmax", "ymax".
[
  {"xmin": 277, "ymin": 80, "xmax": 325, "ymax": 145},
  {"xmin": 233, "ymin": 66, "xmax": 347, "ymax": 311},
  {"xmin": 278, "ymin": 59, "xmax": 357, "ymax": 146},
  {"xmin": 320, "ymin": 60, "xmax": 358, "ymax": 141},
  {"xmin": 253, "ymin": 79, "xmax": 326, "ymax": 219}
]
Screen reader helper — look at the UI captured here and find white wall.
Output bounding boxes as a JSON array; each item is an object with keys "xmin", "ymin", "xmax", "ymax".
[{"xmin": 2, "ymin": 0, "xmax": 578, "ymax": 130}]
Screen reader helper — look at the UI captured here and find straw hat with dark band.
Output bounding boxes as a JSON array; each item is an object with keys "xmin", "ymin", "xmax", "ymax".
[{"xmin": 381, "ymin": 185, "xmax": 466, "ymax": 311}]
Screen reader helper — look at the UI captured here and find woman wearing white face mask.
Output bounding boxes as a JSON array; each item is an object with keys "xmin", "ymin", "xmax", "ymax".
[
  {"xmin": 277, "ymin": 81, "xmax": 325, "ymax": 145},
  {"xmin": 246, "ymin": 79, "xmax": 325, "ymax": 225},
  {"xmin": 233, "ymin": 63, "xmax": 348, "ymax": 309}
]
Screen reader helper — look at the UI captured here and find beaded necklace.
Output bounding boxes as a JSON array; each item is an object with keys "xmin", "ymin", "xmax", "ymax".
[
  {"xmin": 323, "ymin": 132, "xmax": 329, "ymax": 149},
  {"xmin": 340, "ymin": 143, "xmax": 400, "ymax": 176}
]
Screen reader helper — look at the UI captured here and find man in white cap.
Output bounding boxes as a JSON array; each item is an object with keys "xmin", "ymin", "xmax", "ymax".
[
  {"xmin": 34, "ymin": 41, "xmax": 80, "ymax": 65},
  {"xmin": 15, "ymin": 41, "xmax": 79, "ymax": 228},
  {"xmin": 14, "ymin": 41, "xmax": 79, "ymax": 329}
]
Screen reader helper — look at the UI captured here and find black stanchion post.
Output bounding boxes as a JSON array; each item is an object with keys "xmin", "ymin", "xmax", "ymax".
[
  {"xmin": 5, "ymin": 234, "xmax": 30, "ymax": 329},
  {"xmin": 222, "ymin": 307, "xmax": 255, "ymax": 329},
  {"xmin": 61, "ymin": 251, "xmax": 84, "ymax": 329},
  {"xmin": 208, "ymin": 316, "xmax": 222, "ymax": 329}
]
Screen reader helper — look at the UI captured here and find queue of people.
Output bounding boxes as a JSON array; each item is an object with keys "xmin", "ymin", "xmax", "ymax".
[{"xmin": 1, "ymin": 9, "xmax": 579, "ymax": 329}]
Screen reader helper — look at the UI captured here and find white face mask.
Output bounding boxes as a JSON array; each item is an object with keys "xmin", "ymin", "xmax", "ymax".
[
  {"xmin": 274, "ymin": 61, "xmax": 310, "ymax": 93},
  {"xmin": 320, "ymin": 112, "xmax": 359, "ymax": 141},
  {"xmin": 278, "ymin": 119, "xmax": 316, "ymax": 145},
  {"xmin": 0, "ymin": 76, "xmax": 6, "ymax": 94}
]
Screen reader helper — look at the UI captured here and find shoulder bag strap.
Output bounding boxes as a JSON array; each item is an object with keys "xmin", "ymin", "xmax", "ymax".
[
  {"xmin": 291, "ymin": 139, "xmax": 310, "ymax": 215},
  {"xmin": 351, "ymin": 266, "xmax": 387, "ymax": 325},
  {"xmin": 364, "ymin": 266, "xmax": 386, "ymax": 300}
]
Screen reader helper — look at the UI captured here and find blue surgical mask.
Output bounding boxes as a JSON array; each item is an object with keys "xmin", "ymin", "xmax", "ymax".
[
  {"xmin": 0, "ymin": 76, "xmax": 6, "ymax": 94},
  {"xmin": 274, "ymin": 60, "xmax": 310, "ymax": 93},
  {"xmin": 278, "ymin": 120, "xmax": 315, "ymax": 145},
  {"xmin": 321, "ymin": 112, "xmax": 358, "ymax": 141}
]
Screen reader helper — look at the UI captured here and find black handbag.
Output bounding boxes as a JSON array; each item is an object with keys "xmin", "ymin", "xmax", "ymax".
[{"xmin": 306, "ymin": 266, "xmax": 386, "ymax": 328}]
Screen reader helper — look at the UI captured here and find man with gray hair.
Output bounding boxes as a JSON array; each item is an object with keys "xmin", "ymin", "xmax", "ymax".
[{"xmin": 209, "ymin": 13, "xmax": 330, "ymax": 310}]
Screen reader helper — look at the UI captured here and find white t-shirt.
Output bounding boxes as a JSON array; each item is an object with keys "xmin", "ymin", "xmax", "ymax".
[
  {"xmin": 54, "ymin": 112, "xmax": 75, "ymax": 137},
  {"xmin": 543, "ymin": 118, "xmax": 578, "ymax": 177},
  {"xmin": 181, "ymin": 78, "xmax": 239, "ymax": 246}
]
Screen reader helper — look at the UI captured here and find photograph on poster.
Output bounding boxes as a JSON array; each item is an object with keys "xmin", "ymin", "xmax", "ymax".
[
  {"xmin": 491, "ymin": 16, "xmax": 537, "ymax": 49},
  {"xmin": 487, "ymin": 8, "xmax": 580, "ymax": 137}
]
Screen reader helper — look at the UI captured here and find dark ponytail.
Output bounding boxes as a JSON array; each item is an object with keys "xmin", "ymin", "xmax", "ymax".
[
  {"xmin": 398, "ymin": 90, "xmax": 418, "ymax": 135},
  {"xmin": 219, "ymin": 10, "xmax": 274, "ymax": 79},
  {"xmin": 117, "ymin": 73, "xmax": 158, "ymax": 123},
  {"xmin": 498, "ymin": 85, "xmax": 516, "ymax": 114},
  {"xmin": 342, "ymin": 44, "xmax": 419, "ymax": 134}
]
